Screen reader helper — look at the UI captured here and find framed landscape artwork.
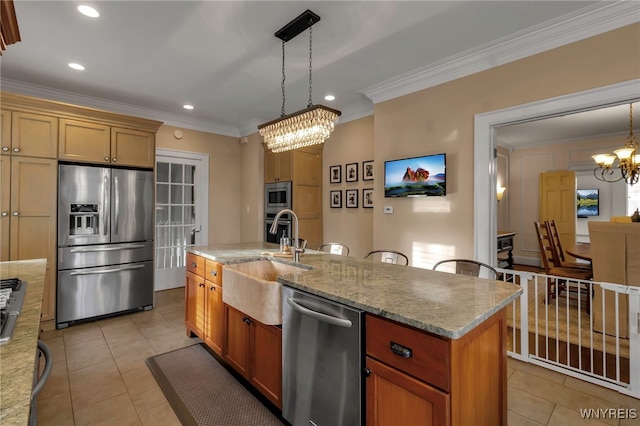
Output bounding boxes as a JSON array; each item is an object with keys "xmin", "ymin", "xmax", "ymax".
[
  {"xmin": 363, "ymin": 188, "xmax": 373, "ymax": 208},
  {"xmin": 363, "ymin": 160, "xmax": 374, "ymax": 181},
  {"xmin": 330, "ymin": 165, "xmax": 341, "ymax": 183},
  {"xmin": 330, "ymin": 190, "xmax": 342, "ymax": 208},
  {"xmin": 345, "ymin": 162, "xmax": 358, "ymax": 182},
  {"xmin": 346, "ymin": 189, "xmax": 358, "ymax": 208}
]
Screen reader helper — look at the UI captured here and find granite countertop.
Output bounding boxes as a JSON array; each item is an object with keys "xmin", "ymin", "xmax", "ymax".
[
  {"xmin": 190, "ymin": 243, "xmax": 522, "ymax": 339},
  {"xmin": 0, "ymin": 259, "xmax": 47, "ymax": 426}
]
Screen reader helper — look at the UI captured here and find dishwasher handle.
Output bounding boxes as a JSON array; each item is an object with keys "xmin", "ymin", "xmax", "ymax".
[
  {"xmin": 32, "ymin": 340, "xmax": 53, "ymax": 400},
  {"xmin": 287, "ymin": 297, "xmax": 353, "ymax": 328}
]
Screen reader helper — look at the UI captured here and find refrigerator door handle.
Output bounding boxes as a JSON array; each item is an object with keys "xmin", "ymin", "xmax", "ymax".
[
  {"xmin": 103, "ymin": 175, "xmax": 109, "ymax": 236},
  {"xmin": 114, "ymin": 175, "xmax": 120, "ymax": 235},
  {"xmin": 69, "ymin": 244, "xmax": 146, "ymax": 253},
  {"xmin": 70, "ymin": 264, "xmax": 145, "ymax": 276}
]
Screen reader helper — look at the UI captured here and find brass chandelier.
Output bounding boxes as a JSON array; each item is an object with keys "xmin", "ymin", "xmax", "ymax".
[
  {"xmin": 592, "ymin": 103, "xmax": 639, "ymax": 186},
  {"xmin": 258, "ymin": 10, "xmax": 341, "ymax": 153}
]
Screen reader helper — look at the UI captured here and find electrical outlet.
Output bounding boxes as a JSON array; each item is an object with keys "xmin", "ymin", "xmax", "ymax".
[{"xmin": 384, "ymin": 206, "xmax": 393, "ymax": 214}]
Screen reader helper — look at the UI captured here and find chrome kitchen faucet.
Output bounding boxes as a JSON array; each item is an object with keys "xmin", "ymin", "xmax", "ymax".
[{"xmin": 269, "ymin": 209, "xmax": 302, "ymax": 263}]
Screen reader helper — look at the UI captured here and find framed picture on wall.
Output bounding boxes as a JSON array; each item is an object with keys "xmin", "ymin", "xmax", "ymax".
[
  {"xmin": 363, "ymin": 160, "xmax": 374, "ymax": 181},
  {"xmin": 330, "ymin": 165, "xmax": 341, "ymax": 184},
  {"xmin": 346, "ymin": 189, "xmax": 358, "ymax": 208},
  {"xmin": 363, "ymin": 188, "xmax": 373, "ymax": 208},
  {"xmin": 345, "ymin": 162, "xmax": 358, "ymax": 182},
  {"xmin": 330, "ymin": 190, "xmax": 342, "ymax": 208}
]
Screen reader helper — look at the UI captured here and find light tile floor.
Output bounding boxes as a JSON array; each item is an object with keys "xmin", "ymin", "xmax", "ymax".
[{"xmin": 37, "ymin": 288, "xmax": 640, "ymax": 425}]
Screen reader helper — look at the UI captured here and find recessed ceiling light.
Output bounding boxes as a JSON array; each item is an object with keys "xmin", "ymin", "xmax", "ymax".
[
  {"xmin": 183, "ymin": 104, "xmax": 194, "ymax": 110},
  {"xmin": 324, "ymin": 94, "xmax": 335, "ymax": 101},
  {"xmin": 68, "ymin": 63, "xmax": 85, "ymax": 71},
  {"xmin": 77, "ymin": 5, "xmax": 99, "ymax": 18}
]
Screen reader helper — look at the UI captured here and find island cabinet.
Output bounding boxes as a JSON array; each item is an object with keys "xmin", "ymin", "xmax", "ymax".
[
  {"xmin": 185, "ymin": 253, "xmax": 225, "ymax": 356},
  {"xmin": 59, "ymin": 118, "xmax": 155, "ymax": 168},
  {"xmin": 365, "ymin": 309, "xmax": 508, "ymax": 426},
  {"xmin": 224, "ymin": 304, "xmax": 282, "ymax": 409}
]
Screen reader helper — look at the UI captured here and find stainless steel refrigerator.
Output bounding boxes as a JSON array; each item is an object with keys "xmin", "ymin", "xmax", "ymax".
[{"xmin": 56, "ymin": 164, "xmax": 154, "ymax": 328}]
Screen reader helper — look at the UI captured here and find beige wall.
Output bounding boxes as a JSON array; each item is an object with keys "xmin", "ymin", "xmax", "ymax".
[
  {"xmin": 156, "ymin": 125, "xmax": 242, "ymax": 245},
  {"xmin": 321, "ymin": 116, "xmax": 375, "ymax": 258},
  {"xmin": 368, "ymin": 23, "xmax": 639, "ymax": 268},
  {"xmin": 240, "ymin": 133, "xmax": 266, "ymax": 242}
]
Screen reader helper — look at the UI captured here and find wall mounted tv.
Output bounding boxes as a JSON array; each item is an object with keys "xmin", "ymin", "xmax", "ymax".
[
  {"xmin": 577, "ymin": 188, "xmax": 599, "ymax": 218},
  {"xmin": 384, "ymin": 153, "xmax": 446, "ymax": 197}
]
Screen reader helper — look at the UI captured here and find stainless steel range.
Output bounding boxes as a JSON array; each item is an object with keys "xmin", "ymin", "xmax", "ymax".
[{"xmin": 0, "ymin": 277, "xmax": 28, "ymax": 345}]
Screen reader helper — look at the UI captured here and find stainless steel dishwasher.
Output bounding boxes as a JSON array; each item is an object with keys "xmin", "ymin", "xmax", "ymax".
[{"xmin": 282, "ymin": 286, "xmax": 363, "ymax": 426}]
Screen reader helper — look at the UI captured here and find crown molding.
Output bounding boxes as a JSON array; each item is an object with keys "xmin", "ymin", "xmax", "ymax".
[
  {"xmin": 0, "ymin": 79, "xmax": 241, "ymax": 137},
  {"xmin": 363, "ymin": 1, "xmax": 640, "ymax": 104}
]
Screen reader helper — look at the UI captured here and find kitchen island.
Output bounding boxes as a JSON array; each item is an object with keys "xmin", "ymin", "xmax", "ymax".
[
  {"xmin": 188, "ymin": 242, "xmax": 522, "ymax": 425},
  {"xmin": 0, "ymin": 259, "xmax": 47, "ymax": 426}
]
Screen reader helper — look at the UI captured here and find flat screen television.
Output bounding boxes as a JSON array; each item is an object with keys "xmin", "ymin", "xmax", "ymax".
[
  {"xmin": 384, "ymin": 153, "xmax": 446, "ymax": 197},
  {"xmin": 577, "ymin": 188, "xmax": 599, "ymax": 218}
]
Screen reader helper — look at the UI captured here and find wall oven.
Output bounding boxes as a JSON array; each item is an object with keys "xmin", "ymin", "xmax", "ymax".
[
  {"xmin": 265, "ymin": 181, "xmax": 292, "ymax": 243},
  {"xmin": 265, "ymin": 217, "xmax": 291, "ymax": 244},
  {"xmin": 265, "ymin": 181, "xmax": 292, "ymax": 213}
]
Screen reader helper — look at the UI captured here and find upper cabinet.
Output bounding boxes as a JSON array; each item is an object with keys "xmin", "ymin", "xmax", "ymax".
[
  {"xmin": 1, "ymin": 92, "xmax": 162, "ymax": 169},
  {"xmin": 1, "ymin": 110, "xmax": 58, "ymax": 158},
  {"xmin": 264, "ymin": 150, "xmax": 292, "ymax": 183},
  {"xmin": 59, "ymin": 120, "xmax": 155, "ymax": 168}
]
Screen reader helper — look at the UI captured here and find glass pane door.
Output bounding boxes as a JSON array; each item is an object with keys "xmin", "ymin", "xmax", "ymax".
[{"xmin": 155, "ymin": 152, "xmax": 207, "ymax": 290}]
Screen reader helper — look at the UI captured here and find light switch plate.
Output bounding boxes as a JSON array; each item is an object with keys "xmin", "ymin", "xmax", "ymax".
[{"xmin": 384, "ymin": 206, "xmax": 393, "ymax": 214}]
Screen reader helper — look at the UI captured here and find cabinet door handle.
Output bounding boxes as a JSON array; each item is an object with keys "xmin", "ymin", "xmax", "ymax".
[
  {"xmin": 363, "ymin": 368, "xmax": 372, "ymax": 377},
  {"xmin": 12, "ymin": 147, "xmax": 19, "ymax": 153},
  {"xmin": 390, "ymin": 341, "xmax": 413, "ymax": 359},
  {"xmin": 1, "ymin": 212, "xmax": 7, "ymax": 217},
  {"xmin": 210, "ymin": 270, "xmax": 217, "ymax": 277},
  {"xmin": 191, "ymin": 262, "xmax": 197, "ymax": 268},
  {"xmin": 1, "ymin": 146, "xmax": 8, "ymax": 152},
  {"xmin": 112, "ymin": 158, "xmax": 117, "ymax": 163},
  {"xmin": 209, "ymin": 285, "xmax": 214, "ymax": 290},
  {"xmin": 198, "ymin": 283, "xmax": 205, "ymax": 288},
  {"xmin": 104, "ymin": 156, "xmax": 110, "ymax": 162},
  {"xmin": 12, "ymin": 211, "xmax": 19, "ymax": 216}
]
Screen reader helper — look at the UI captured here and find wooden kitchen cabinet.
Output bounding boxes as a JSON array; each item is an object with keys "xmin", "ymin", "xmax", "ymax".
[
  {"xmin": 185, "ymin": 254, "xmax": 225, "ymax": 356},
  {"xmin": 0, "ymin": 156, "xmax": 58, "ymax": 324},
  {"xmin": 224, "ymin": 304, "xmax": 282, "ymax": 409},
  {"xmin": 365, "ymin": 310, "xmax": 508, "ymax": 426},
  {"xmin": 185, "ymin": 270, "xmax": 206, "ymax": 338},
  {"xmin": 264, "ymin": 150, "xmax": 292, "ymax": 183},
  {"xmin": 264, "ymin": 145, "xmax": 323, "ymax": 248},
  {"xmin": 366, "ymin": 357, "xmax": 449, "ymax": 426},
  {"xmin": 1, "ymin": 110, "xmax": 58, "ymax": 158},
  {"xmin": 59, "ymin": 119, "xmax": 155, "ymax": 168}
]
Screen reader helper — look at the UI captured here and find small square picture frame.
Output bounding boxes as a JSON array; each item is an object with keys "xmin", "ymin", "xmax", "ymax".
[
  {"xmin": 330, "ymin": 190, "xmax": 342, "ymax": 208},
  {"xmin": 345, "ymin": 162, "xmax": 358, "ymax": 182},
  {"xmin": 362, "ymin": 160, "xmax": 374, "ymax": 181},
  {"xmin": 363, "ymin": 188, "xmax": 373, "ymax": 208},
  {"xmin": 330, "ymin": 165, "xmax": 341, "ymax": 184},
  {"xmin": 346, "ymin": 189, "xmax": 358, "ymax": 208}
]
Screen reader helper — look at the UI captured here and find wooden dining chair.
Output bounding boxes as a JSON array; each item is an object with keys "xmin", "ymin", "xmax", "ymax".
[
  {"xmin": 432, "ymin": 259, "xmax": 498, "ymax": 280},
  {"xmin": 365, "ymin": 249, "xmax": 409, "ymax": 265},
  {"xmin": 534, "ymin": 222, "xmax": 592, "ymax": 311},
  {"xmin": 546, "ymin": 220, "xmax": 592, "ymax": 271}
]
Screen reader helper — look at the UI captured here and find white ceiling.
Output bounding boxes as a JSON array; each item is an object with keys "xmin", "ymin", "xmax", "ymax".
[{"xmin": 1, "ymin": 0, "xmax": 638, "ymax": 144}]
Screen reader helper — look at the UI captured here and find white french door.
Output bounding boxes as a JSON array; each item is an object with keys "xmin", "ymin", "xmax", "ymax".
[{"xmin": 155, "ymin": 149, "xmax": 209, "ymax": 290}]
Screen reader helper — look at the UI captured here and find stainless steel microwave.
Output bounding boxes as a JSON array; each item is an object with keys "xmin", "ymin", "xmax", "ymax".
[{"xmin": 265, "ymin": 181, "xmax": 292, "ymax": 213}]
